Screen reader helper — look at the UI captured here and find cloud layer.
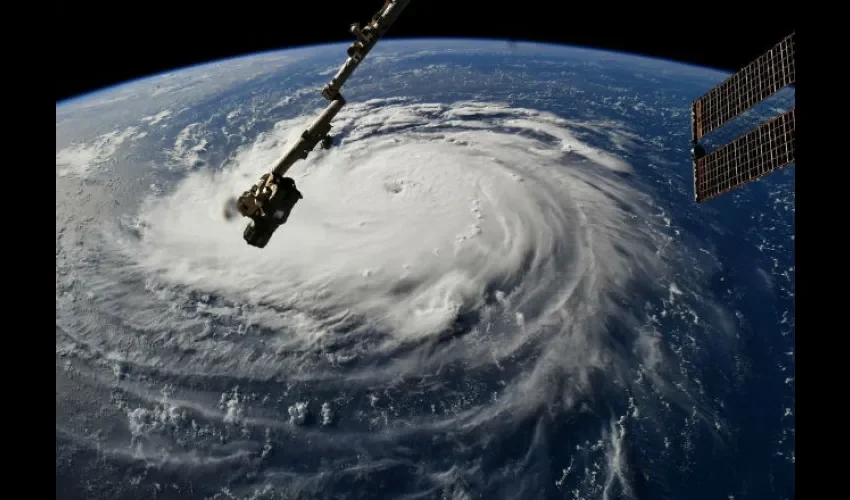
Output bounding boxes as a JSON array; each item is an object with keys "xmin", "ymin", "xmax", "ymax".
[{"xmin": 59, "ymin": 99, "xmax": 710, "ymax": 498}]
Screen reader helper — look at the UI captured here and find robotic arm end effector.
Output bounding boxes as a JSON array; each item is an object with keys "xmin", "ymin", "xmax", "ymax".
[{"xmin": 236, "ymin": 174, "xmax": 304, "ymax": 248}]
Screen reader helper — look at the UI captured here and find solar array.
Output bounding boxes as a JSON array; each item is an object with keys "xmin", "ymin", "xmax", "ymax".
[
  {"xmin": 690, "ymin": 31, "xmax": 795, "ymax": 202},
  {"xmin": 694, "ymin": 108, "xmax": 795, "ymax": 202}
]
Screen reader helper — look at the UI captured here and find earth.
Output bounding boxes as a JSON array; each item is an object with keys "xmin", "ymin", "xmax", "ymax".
[{"xmin": 55, "ymin": 39, "xmax": 795, "ymax": 500}]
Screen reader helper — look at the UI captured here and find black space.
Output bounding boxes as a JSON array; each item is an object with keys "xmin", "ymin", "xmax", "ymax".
[{"xmin": 55, "ymin": 0, "xmax": 794, "ymax": 102}]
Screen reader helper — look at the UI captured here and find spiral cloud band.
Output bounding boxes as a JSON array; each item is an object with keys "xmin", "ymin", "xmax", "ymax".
[
  {"xmin": 130, "ymin": 99, "xmax": 663, "ymax": 380},
  {"xmin": 58, "ymin": 98, "xmax": 707, "ymax": 498}
]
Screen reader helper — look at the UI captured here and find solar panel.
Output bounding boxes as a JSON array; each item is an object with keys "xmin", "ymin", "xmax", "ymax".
[
  {"xmin": 694, "ymin": 108, "xmax": 795, "ymax": 202},
  {"xmin": 691, "ymin": 32, "xmax": 795, "ymax": 142}
]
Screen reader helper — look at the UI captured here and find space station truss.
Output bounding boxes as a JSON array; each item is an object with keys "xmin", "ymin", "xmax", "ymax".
[{"xmin": 690, "ymin": 31, "xmax": 795, "ymax": 202}]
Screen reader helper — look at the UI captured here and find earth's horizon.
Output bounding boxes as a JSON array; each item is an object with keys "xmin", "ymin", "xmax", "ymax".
[{"xmin": 58, "ymin": 38, "xmax": 732, "ymax": 107}]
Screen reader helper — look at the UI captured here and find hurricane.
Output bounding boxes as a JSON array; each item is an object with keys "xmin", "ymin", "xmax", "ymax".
[{"xmin": 57, "ymin": 96, "xmax": 740, "ymax": 499}]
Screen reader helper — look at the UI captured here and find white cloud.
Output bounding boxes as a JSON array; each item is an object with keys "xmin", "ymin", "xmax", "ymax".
[{"xmin": 56, "ymin": 126, "xmax": 142, "ymax": 177}]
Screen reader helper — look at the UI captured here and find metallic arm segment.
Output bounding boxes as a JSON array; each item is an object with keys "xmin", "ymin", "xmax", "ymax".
[{"xmin": 233, "ymin": 0, "xmax": 412, "ymax": 247}]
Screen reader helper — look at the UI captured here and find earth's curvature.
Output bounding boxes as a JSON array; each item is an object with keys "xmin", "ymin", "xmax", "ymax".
[{"xmin": 56, "ymin": 39, "xmax": 795, "ymax": 500}]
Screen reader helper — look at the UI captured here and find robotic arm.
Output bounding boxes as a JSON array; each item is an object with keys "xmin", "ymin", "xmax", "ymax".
[{"xmin": 234, "ymin": 0, "xmax": 411, "ymax": 248}]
